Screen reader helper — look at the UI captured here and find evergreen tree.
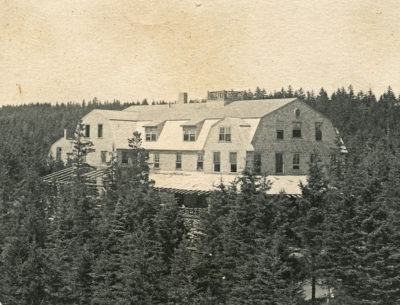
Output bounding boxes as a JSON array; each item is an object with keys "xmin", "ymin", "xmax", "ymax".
[
  {"xmin": 166, "ymin": 237, "xmax": 197, "ymax": 305},
  {"xmin": 0, "ymin": 176, "xmax": 50, "ymax": 305},
  {"xmin": 294, "ymin": 154, "xmax": 330, "ymax": 304},
  {"xmin": 72, "ymin": 120, "xmax": 95, "ymax": 178}
]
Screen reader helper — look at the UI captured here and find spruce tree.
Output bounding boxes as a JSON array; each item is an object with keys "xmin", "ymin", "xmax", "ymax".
[
  {"xmin": 294, "ymin": 153, "xmax": 330, "ymax": 304},
  {"xmin": 0, "ymin": 176, "xmax": 50, "ymax": 305}
]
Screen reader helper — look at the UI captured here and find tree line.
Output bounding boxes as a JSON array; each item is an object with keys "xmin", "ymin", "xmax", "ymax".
[{"xmin": 0, "ymin": 87, "xmax": 400, "ymax": 304}]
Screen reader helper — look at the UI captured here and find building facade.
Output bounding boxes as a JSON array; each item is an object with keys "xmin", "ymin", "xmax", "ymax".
[
  {"xmin": 49, "ymin": 97, "xmax": 345, "ymax": 195},
  {"xmin": 49, "ymin": 129, "xmax": 74, "ymax": 163}
]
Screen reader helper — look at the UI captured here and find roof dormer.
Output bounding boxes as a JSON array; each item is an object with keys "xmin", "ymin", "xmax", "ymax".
[
  {"xmin": 143, "ymin": 121, "xmax": 165, "ymax": 142},
  {"xmin": 180, "ymin": 120, "xmax": 205, "ymax": 142},
  {"xmin": 183, "ymin": 127, "xmax": 196, "ymax": 141}
]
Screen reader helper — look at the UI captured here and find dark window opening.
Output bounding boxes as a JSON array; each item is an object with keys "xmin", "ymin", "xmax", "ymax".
[
  {"xmin": 66, "ymin": 153, "xmax": 73, "ymax": 164},
  {"xmin": 154, "ymin": 153, "xmax": 160, "ymax": 169},
  {"xmin": 277, "ymin": 130, "xmax": 284, "ymax": 139},
  {"xmin": 219, "ymin": 127, "xmax": 231, "ymax": 142},
  {"xmin": 183, "ymin": 129, "xmax": 196, "ymax": 142},
  {"xmin": 145, "ymin": 128, "xmax": 157, "ymax": 141},
  {"xmin": 98, "ymin": 124, "xmax": 103, "ymax": 138},
  {"xmin": 292, "ymin": 122, "xmax": 301, "ymax": 138},
  {"xmin": 56, "ymin": 147, "xmax": 62, "ymax": 161},
  {"xmin": 176, "ymin": 153, "xmax": 182, "ymax": 170},
  {"xmin": 293, "ymin": 153, "xmax": 300, "ymax": 170},
  {"xmin": 197, "ymin": 153, "xmax": 204, "ymax": 171},
  {"xmin": 101, "ymin": 151, "xmax": 107, "ymax": 163},
  {"xmin": 122, "ymin": 151, "xmax": 128, "ymax": 164},
  {"xmin": 85, "ymin": 125, "xmax": 90, "ymax": 137},
  {"xmin": 254, "ymin": 153, "xmax": 262, "ymax": 174},
  {"xmin": 275, "ymin": 153, "xmax": 283, "ymax": 174},
  {"xmin": 230, "ymin": 152, "xmax": 237, "ymax": 173},
  {"xmin": 213, "ymin": 152, "xmax": 220, "ymax": 172}
]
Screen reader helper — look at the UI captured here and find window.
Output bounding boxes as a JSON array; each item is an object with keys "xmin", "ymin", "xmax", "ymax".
[
  {"xmin": 230, "ymin": 152, "xmax": 237, "ymax": 173},
  {"xmin": 197, "ymin": 153, "xmax": 204, "ymax": 171},
  {"xmin": 219, "ymin": 127, "xmax": 231, "ymax": 142},
  {"xmin": 183, "ymin": 128, "xmax": 196, "ymax": 141},
  {"xmin": 145, "ymin": 128, "xmax": 157, "ymax": 141},
  {"xmin": 56, "ymin": 147, "xmax": 62, "ymax": 161},
  {"xmin": 85, "ymin": 124, "xmax": 90, "ymax": 137},
  {"xmin": 254, "ymin": 152, "xmax": 262, "ymax": 174},
  {"xmin": 292, "ymin": 122, "xmax": 301, "ymax": 138},
  {"xmin": 122, "ymin": 151, "xmax": 128, "ymax": 164},
  {"xmin": 98, "ymin": 124, "xmax": 103, "ymax": 138},
  {"xmin": 275, "ymin": 153, "xmax": 283, "ymax": 174},
  {"xmin": 176, "ymin": 153, "xmax": 182, "ymax": 170},
  {"xmin": 276, "ymin": 121, "xmax": 284, "ymax": 140},
  {"xmin": 293, "ymin": 153, "xmax": 300, "ymax": 170},
  {"xmin": 315, "ymin": 122, "xmax": 322, "ymax": 141},
  {"xmin": 154, "ymin": 153, "xmax": 160, "ymax": 169},
  {"xmin": 67, "ymin": 153, "xmax": 73, "ymax": 164},
  {"xmin": 213, "ymin": 152, "xmax": 221, "ymax": 172},
  {"xmin": 101, "ymin": 151, "xmax": 107, "ymax": 163}
]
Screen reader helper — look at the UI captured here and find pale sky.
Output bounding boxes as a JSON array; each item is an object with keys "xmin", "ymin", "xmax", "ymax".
[{"xmin": 1, "ymin": 0, "xmax": 400, "ymax": 105}]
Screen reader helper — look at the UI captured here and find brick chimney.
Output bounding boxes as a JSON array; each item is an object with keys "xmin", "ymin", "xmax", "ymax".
[{"xmin": 178, "ymin": 92, "xmax": 188, "ymax": 104}]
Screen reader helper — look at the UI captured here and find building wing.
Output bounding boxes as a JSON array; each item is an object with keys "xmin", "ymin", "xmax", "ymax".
[{"xmin": 92, "ymin": 98, "xmax": 297, "ymax": 151}]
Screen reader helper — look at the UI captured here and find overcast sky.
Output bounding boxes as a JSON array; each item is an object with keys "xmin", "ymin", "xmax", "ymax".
[{"xmin": 1, "ymin": 0, "xmax": 400, "ymax": 105}]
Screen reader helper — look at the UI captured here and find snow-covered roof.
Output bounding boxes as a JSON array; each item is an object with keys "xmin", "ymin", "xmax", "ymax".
[
  {"xmin": 98, "ymin": 98, "xmax": 297, "ymax": 122},
  {"xmin": 150, "ymin": 171, "xmax": 306, "ymax": 195},
  {"xmin": 42, "ymin": 168, "xmax": 306, "ymax": 195}
]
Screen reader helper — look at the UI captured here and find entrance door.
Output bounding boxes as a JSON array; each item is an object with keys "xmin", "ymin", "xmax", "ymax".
[{"xmin": 275, "ymin": 153, "xmax": 283, "ymax": 174}]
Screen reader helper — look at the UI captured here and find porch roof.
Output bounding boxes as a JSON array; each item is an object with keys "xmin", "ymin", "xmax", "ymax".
[{"xmin": 42, "ymin": 168, "xmax": 306, "ymax": 196}]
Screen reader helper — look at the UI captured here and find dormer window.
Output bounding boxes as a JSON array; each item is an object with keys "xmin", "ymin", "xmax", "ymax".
[
  {"xmin": 183, "ymin": 128, "xmax": 196, "ymax": 142},
  {"xmin": 219, "ymin": 127, "xmax": 231, "ymax": 142},
  {"xmin": 145, "ymin": 127, "xmax": 157, "ymax": 141}
]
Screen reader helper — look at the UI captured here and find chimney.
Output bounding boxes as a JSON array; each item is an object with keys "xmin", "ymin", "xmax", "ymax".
[
  {"xmin": 177, "ymin": 92, "xmax": 188, "ymax": 104},
  {"xmin": 64, "ymin": 129, "xmax": 67, "ymax": 139}
]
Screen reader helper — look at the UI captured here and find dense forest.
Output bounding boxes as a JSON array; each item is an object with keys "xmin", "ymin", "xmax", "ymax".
[{"xmin": 0, "ymin": 86, "xmax": 400, "ymax": 304}]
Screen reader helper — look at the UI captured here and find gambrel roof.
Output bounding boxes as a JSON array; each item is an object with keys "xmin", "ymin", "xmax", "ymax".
[
  {"xmin": 84, "ymin": 98, "xmax": 298, "ymax": 151},
  {"xmin": 96, "ymin": 98, "xmax": 297, "ymax": 122}
]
